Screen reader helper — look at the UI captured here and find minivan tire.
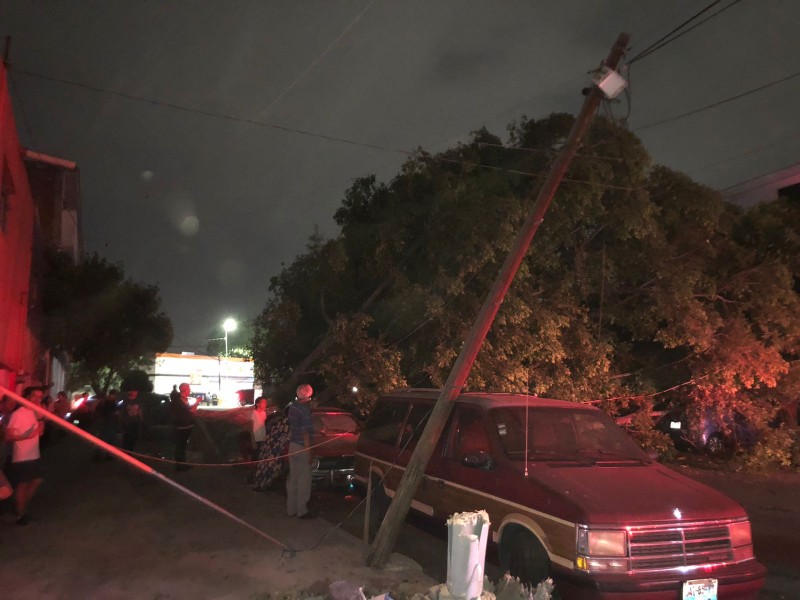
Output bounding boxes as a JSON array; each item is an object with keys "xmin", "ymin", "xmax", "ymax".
[{"xmin": 500, "ymin": 528, "xmax": 550, "ymax": 587}]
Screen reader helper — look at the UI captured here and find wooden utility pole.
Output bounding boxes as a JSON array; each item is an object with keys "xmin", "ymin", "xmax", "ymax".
[{"xmin": 365, "ymin": 32, "xmax": 630, "ymax": 568}]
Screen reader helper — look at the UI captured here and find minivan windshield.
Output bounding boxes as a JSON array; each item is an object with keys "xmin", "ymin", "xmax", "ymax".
[{"xmin": 491, "ymin": 407, "xmax": 649, "ymax": 464}]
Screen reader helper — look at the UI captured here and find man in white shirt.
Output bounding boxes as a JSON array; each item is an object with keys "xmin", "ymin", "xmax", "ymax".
[{"xmin": 5, "ymin": 386, "xmax": 46, "ymax": 526}]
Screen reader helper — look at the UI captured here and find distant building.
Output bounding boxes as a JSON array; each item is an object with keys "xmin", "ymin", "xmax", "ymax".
[
  {"xmin": 147, "ymin": 352, "xmax": 256, "ymax": 406},
  {"xmin": 722, "ymin": 164, "xmax": 800, "ymax": 207}
]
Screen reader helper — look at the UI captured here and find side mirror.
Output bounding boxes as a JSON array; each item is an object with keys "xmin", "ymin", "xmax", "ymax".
[
  {"xmin": 647, "ymin": 450, "xmax": 660, "ymax": 462},
  {"xmin": 463, "ymin": 452, "xmax": 493, "ymax": 470}
]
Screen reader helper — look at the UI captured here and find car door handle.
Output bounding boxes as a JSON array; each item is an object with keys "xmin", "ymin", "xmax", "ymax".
[{"xmin": 437, "ymin": 479, "xmax": 445, "ymax": 489}]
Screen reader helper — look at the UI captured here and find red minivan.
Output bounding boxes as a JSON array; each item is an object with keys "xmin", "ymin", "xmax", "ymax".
[{"xmin": 355, "ymin": 389, "xmax": 766, "ymax": 599}]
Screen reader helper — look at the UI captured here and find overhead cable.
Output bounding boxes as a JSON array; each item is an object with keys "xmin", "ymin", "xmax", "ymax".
[
  {"xmin": 254, "ymin": 0, "xmax": 377, "ymax": 120},
  {"xmin": 688, "ymin": 129, "xmax": 800, "ymax": 176},
  {"xmin": 12, "ymin": 67, "xmax": 639, "ymax": 192},
  {"xmin": 12, "ymin": 67, "xmax": 410, "ymax": 156},
  {"xmin": 626, "ymin": 0, "xmax": 725, "ymax": 65},
  {"xmin": 628, "ymin": 0, "xmax": 742, "ymax": 65},
  {"xmin": 634, "ymin": 68, "xmax": 800, "ymax": 132}
]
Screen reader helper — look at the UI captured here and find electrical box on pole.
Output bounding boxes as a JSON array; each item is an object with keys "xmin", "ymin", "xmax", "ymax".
[{"xmin": 365, "ymin": 32, "xmax": 631, "ymax": 569}]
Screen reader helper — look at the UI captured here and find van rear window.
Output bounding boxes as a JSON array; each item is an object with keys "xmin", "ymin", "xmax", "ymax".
[{"xmin": 361, "ymin": 400, "xmax": 410, "ymax": 445}]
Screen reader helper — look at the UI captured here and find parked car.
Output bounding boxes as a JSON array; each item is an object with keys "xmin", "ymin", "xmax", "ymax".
[
  {"xmin": 355, "ymin": 389, "xmax": 766, "ymax": 598},
  {"xmin": 310, "ymin": 406, "xmax": 360, "ymax": 488},
  {"xmin": 236, "ymin": 389, "xmax": 255, "ymax": 406},
  {"xmin": 140, "ymin": 392, "xmax": 171, "ymax": 426},
  {"xmin": 655, "ymin": 407, "xmax": 758, "ymax": 457},
  {"xmin": 66, "ymin": 394, "xmax": 98, "ymax": 428}
]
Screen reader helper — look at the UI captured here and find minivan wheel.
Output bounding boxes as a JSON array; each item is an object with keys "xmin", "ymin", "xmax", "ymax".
[
  {"xmin": 500, "ymin": 529, "xmax": 550, "ymax": 588},
  {"xmin": 367, "ymin": 475, "xmax": 390, "ymax": 543}
]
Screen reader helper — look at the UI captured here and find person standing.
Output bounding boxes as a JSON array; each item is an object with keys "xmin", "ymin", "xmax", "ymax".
[
  {"xmin": 286, "ymin": 384, "xmax": 315, "ymax": 518},
  {"xmin": 53, "ymin": 391, "xmax": 70, "ymax": 420},
  {"xmin": 94, "ymin": 389, "xmax": 120, "ymax": 460},
  {"xmin": 170, "ymin": 382, "xmax": 197, "ymax": 471},
  {"xmin": 252, "ymin": 397, "xmax": 290, "ymax": 492},
  {"xmin": 4, "ymin": 386, "xmax": 46, "ymax": 526},
  {"xmin": 119, "ymin": 387, "xmax": 145, "ymax": 451},
  {"xmin": 250, "ymin": 396, "xmax": 268, "ymax": 457}
]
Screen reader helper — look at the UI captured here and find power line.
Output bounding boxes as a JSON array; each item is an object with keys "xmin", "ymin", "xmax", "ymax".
[
  {"xmin": 11, "ymin": 67, "xmax": 641, "ymax": 193},
  {"xmin": 634, "ymin": 68, "xmax": 800, "ymax": 132},
  {"xmin": 687, "ymin": 129, "xmax": 800, "ymax": 176},
  {"xmin": 626, "ymin": 0, "xmax": 725, "ymax": 65},
  {"xmin": 12, "ymin": 67, "xmax": 411, "ymax": 157},
  {"xmin": 628, "ymin": 0, "xmax": 745, "ymax": 65},
  {"xmin": 253, "ymin": 0, "xmax": 377, "ymax": 120},
  {"xmin": 473, "ymin": 141, "xmax": 628, "ymax": 163},
  {"xmin": 719, "ymin": 159, "xmax": 800, "ymax": 193}
]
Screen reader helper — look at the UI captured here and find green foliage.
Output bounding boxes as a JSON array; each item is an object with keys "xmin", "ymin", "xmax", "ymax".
[
  {"xmin": 316, "ymin": 314, "xmax": 407, "ymax": 416},
  {"xmin": 42, "ymin": 251, "xmax": 173, "ymax": 395},
  {"xmin": 624, "ymin": 410, "xmax": 677, "ymax": 460},
  {"xmin": 743, "ymin": 427, "xmax": 797, "ymax": 470},
  {"xmin": 120, "ymin": 369, "xmax": 155, "ymax": 393},
  {"xmin": 252, "ymin": 112, "xmax": 800, "ymax": 459}
]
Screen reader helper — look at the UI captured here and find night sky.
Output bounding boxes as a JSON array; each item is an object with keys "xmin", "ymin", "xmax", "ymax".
[{"xmin": 2, "ymin": 1, "xmax": 799, "ymax": 351}]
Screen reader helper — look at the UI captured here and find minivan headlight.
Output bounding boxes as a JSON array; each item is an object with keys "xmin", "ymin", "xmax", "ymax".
[
  {"xmin": 577, "ymin": 528, "xmax": 627, "ymax": 556},
  {"xmin": 577, "ymin": 528, "xmax": 628, "ymax": 573},
  {"xmin": 729, "ymin": 520, "xmax": 752, "ymax": 547},
  {"xmin": 729, "ymin": 520, "xmax": 754, "ymax": 561}
]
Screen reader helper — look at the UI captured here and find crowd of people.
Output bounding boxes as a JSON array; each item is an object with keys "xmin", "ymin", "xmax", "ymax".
[
  {"xmin": 1, "ymin": 380, "xmax": 320, "ymax": 527},
  {"xmin": 167, "ymin": 381, "xmax": 318, "ymax": 519},
  {"xmin": 0, "ymin": 383, "xmax": 147, "ymax": 526}
]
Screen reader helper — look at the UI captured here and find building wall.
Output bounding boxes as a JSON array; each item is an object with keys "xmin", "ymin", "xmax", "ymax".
[
  {"xmin": 0, "ymin": 61, "xmax": 40, "ymax": 391},
  {"xmin": 148, "ymin": 353, "xmax": 255, "ymax": 406},
  {"xmin": 24, "ymin": 150, "xmax": 82, "ymax": 261}
]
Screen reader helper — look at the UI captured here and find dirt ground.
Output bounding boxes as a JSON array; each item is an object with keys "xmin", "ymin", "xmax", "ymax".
[
  {"xmin": 1, "ymin": 421, "xmax": 798, "ymax": 599},
  {"xmin": 0, "ymin": 431, "xmax": 436, "ymax": 600}
]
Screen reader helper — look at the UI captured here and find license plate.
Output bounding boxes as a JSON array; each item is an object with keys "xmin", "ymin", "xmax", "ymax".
[{"xmin": 682, "ymin": 578, "xmax": 718, "ymax": 600}]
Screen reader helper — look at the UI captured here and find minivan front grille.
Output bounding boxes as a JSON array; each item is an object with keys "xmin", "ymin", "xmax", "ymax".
[{"xmin": 628, "ymin": 523, "xmax": 733, "ymax": 571}]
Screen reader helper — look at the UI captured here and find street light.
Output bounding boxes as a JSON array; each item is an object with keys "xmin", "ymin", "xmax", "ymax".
[{"xmin": 223, "ymin": 318, "xmax": 237, "ymax": 357}]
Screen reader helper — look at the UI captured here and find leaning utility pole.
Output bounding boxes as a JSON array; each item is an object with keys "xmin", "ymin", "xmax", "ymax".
[{"xmin": 366, "ymin": 33, "xmax": 630, "ymax": 568}]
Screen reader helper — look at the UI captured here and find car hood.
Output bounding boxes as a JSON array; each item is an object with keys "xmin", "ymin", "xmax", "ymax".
[
  {"xmin": 312, "ymin": 432, "xmax": 359, "ymax": 458},
  {"xmin": 523, "ymin": 462, "xmax": 747, "ymax": 524}
]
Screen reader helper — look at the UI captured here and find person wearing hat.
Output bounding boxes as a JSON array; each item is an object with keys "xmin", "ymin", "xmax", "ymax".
[
  {"xmin": 286, "ymin": 383, "xmax": 315, "ymax": 518},
  {"xmin": 4, "ymin": 386, "xmax": 46, "ymax": 526}
]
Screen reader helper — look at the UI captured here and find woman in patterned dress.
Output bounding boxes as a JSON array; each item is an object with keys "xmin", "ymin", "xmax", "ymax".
[{"xmin": 252, "ymin": 398, "xmax": 290, "ymax": 491}]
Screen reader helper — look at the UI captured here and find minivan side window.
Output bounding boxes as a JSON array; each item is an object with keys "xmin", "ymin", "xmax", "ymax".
[
  {"xmin": 361, "ymin": 400, "xmax": 409, "ymax": 446},
  {"xmin": 448, "ymin": 407, "xmax": 491, "ymax": 462},
  {"xmin": 399, "ymin": 402, "xmax": 433, "ymax": 451}
]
